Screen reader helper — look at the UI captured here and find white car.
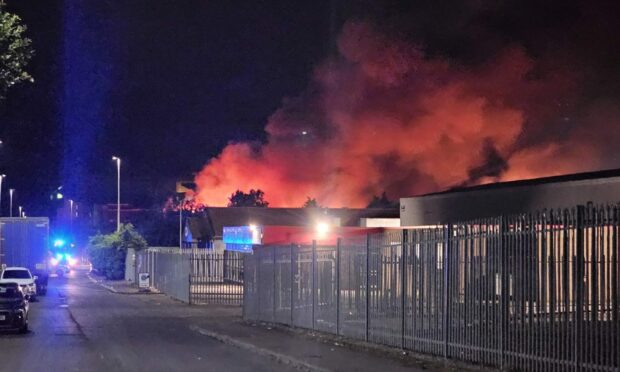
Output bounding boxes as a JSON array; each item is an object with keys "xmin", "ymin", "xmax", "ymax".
[{"xmin": 0, "ymin": 267, "xmax": 37, "ymax": 301}]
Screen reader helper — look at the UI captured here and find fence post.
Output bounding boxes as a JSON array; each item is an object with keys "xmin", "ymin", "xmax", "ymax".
[
  {"xmin": 499, "ymin": 216, "xmax": 509, "ymax": 370},
  {"xmin": 312, "ymin": 240, "xmax": 317, "ymax": 331},
  {"xmin": 291, "ymin": 243, "xmax": 295, "ymax": 325},
  {"xmin": 613, "ymin": 206, "xmax": 619, "ymax": 370},
  {"xmin": 574, "ymin": 206, "xmax": 585, "ymax": 372},
  {"xmin": 188, "ymin": 274, "xmax": 192, "ymax": 305},
  {"xmin": 366, "ymin": 233, "xmax": 371, "ymax": 342},
  {"xmin": 401, "ymin": 230, "xmax": 407, "ymax": 349},
  {"xmin": 257, "ymin": 248, "xmax": 261, "ymax": 320},
  {"xmin": 223, "ymin": 250, "xmax": 228, "ymax": 281},
  {"xmin": 273, "ymin": 246, "xmax": 277, "ymax": 322},
  {"xmin": 242, "ymin": 254, "xmax": 246, "ymax": 319},
  {"xmin": 443, "ymin": 225, "xmax": 451, "ymax": 358},
  {"xmin": 337, "ymin": 238, "xmax": 342, "ymax": 336}
]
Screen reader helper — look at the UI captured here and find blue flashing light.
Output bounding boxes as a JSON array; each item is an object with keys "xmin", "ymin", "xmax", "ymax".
[
  {"xmin": 53, "ymin": 239, "xmax": 66, "ymax": 248},
  {"xmin": 223, "ymin": 226, "xmax": 262, "ymax": 245},
  {"xmin": 56, "ymin": 253, "xmax": 63, "ymax": 260}
]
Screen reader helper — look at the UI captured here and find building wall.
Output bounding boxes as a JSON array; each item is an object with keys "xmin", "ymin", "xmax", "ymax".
[
  {"xmin": 400, "ymin": 176, "xmax": 620, "ymax": 226},
  {"xmin": 359, "ymin": 218, "xmax": 401, "ymax": 227}
]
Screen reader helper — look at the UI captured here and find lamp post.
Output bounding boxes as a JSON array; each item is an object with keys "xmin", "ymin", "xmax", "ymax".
[
  {"xmin": 112, "ymin": 156, "xmax": 121, "ymax": 232},
  {"xmin": 179, "ymin": 197, "xmax": 184, "ymax": 251},
  {"xmin": 18, "ymin": 206, "xmax": 21, "ymax": 219},
  {"xmin": 69, "ymin": 199, "xmax": 74, "ymax": 236},
  {"xmin": 0, "ymin": 174, "xmax": 5, "ymax": 216},
  {"xmin": 9, "ymin": 189, "xmax": 14, "ymax": 218}
]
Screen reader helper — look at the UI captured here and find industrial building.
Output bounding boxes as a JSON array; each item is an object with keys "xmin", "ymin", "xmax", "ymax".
[
  {"xmin": 400, "ymin": 168, "xmax": 620, "ymax": 225},
  {"xmin": 183, "ymin": 206, "xmax": 399, "ymax": 249}
]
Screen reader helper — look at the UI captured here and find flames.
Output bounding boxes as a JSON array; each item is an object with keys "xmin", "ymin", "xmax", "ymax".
[{"xmin": 194, "ymin": 21, "xmax": 620, "ymax": 207}]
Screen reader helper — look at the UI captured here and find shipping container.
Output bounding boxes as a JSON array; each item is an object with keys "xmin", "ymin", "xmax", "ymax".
[{"xmin": 0, "ymin": 218, "xmax": 50, "ymax": 295}]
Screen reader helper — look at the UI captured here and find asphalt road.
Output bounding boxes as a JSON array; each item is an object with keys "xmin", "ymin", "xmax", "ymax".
[{"xmin": 0, "ymin": 270, "xmax": 296, "ymax": 372}]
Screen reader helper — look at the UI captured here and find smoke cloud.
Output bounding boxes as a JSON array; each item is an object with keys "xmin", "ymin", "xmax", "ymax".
[{"xmin": 195, "ymin": 21, "xmax": 619, "ymax": 207}]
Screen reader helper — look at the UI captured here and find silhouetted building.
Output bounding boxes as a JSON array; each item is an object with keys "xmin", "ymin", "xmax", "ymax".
[
  {"xmin": 184, "ymin": 207, "xmax": 399, "ymax": 249},
  {"xmin": 400, "ymin": 169, "xmax": 620, "ymax": 226}
]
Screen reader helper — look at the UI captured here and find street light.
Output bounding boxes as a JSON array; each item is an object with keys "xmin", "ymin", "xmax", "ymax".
[
  {"xmin": 9, "ymin": 189, "xmax": 14, "ymax": 218},
  {"xmin": 0, "ymin": 174, "xmax": 5, "ymax": 216},
  {"xmin": 69, "ymin": 199, "xmax": 74, "ymax": 236},
  {"xmin": 112, "ymin": 156, "xmax": 121, "ymax": 232},
  {"xmin": 18, "ymin": 206, "xmax": 21, "ymax": 219}
]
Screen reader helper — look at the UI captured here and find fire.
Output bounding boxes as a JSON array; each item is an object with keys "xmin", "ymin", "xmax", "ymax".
[{"xmin": 194, "ymin": 21, "xmax": 617, "ymax": 207}]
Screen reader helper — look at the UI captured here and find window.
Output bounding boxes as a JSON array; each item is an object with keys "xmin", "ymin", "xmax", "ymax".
[{"xmin": 2, "ymin": 270, "xmax": 31, "ymax": 279}]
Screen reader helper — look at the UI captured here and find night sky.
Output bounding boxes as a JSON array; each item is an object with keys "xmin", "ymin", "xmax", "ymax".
[{"xmin": 1, "ymin": 1, "xmax": 619, "ymax": 214}]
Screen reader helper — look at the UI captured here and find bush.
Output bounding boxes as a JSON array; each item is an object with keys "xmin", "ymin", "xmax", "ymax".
[{"xmin": 87, "ymin": 224, "xmax": 147, "ymax": 280}]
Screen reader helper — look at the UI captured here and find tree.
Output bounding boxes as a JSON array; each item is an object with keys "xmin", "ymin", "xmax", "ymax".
[
  {"xmin": 87, "ymin": 223, "xmax": 148, "ymax": 280},
  {"xmin": 228, "ymin": 189, "xmax": 269, "ymax": 207},
  {"xmin": 367, "ymin": 191, "xmax": 399, "ymax": 209},
  {"xmin": 302, "ymin": 197, "xmax": 320, "ymax": 208},
  {"xmin": 0, "ymin": 6, "xmax": 34, "ymax": 99}
]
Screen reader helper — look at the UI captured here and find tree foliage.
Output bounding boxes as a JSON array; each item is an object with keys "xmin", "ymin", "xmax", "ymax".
[
  {"xmin": 133, "ymin": 209, "xmax": 180, "ymax": 247},
  {"xmin": 228, "ymin": 189, "xmax": 269, "ymax": 207},
  {"xmin": 87, "ymin": 224, "xmax": 148, "ymax": 280},
  {"xmin": 367, "ymin": 191, "xmax": 399, "ymax": 209},
  {"xmin": 302, "ymin": 197, "xmax": 320, "ymax": 208},
  {"xmin": 0, "ymin": 6, "xmax": 34, "ymax": 99}
]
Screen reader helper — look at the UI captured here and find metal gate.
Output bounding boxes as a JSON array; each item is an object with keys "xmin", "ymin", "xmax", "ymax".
[
  {"xmin": 189, "ymin": 250, "xmax": 244, "ymax": 305},
  {"xmin": 136, "ymin": 248, "xmax": 245, "ymax": 305}
]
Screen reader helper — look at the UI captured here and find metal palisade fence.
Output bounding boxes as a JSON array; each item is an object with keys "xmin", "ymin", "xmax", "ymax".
[
  {"xmin": 136, "ymin": 248, "xmax": 244, "ymax": 305},
  {"xmin": 243, "ymin": 204, "xmax": 620, "ymax": 371}
]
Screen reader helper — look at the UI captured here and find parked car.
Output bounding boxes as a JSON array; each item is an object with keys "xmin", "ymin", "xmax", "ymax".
[
  {"xmin": 0, "ymin": 283, "xmax": 29, "ymax": 333},
  {"xmin": 0, "ymin": 267, "xmax": 37, "ymax": 302}
]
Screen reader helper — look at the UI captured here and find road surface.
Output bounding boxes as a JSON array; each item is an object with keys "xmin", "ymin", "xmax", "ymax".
[{"xmin": 0, "ymin": 270, "xmax": 296, "ymax": 372}]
